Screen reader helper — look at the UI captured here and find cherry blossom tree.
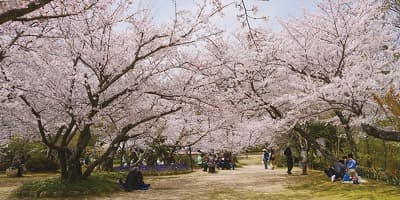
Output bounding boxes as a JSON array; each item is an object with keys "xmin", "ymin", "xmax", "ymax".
[
  {"xmin": 278, "ymin": 0, "xmax": 399, "ymax": 158},
  {"xmin": 1, "ymin": 0, "xmax": 224, "ymax": 183}
]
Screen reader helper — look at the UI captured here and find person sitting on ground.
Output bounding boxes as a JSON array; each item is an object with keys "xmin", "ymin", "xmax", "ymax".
[
  {"xmin": 325, "ymin": 158, "xmax": 346, "ymax": 182},
  {"xmin": 333, "ymin": 157, "xmax": 346, "ymax": 180},
  {"xmin": 346, "ymin": 153, "xmax": 359, "ymax": 184},
  {"xmin": 119, "ymin": 167, "xmax": 150, "ymax": 191}
]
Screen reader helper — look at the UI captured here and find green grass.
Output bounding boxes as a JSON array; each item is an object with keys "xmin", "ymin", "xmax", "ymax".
[
  {"xmin": 13, "ymin": 169, "xmax": 193, "ymax": 198},
  {"xmin": 207, "ymin": 174, "xmax": 400, "ymax": 200},
  {"xmin": 15, "ymin": 173, "xmax": 120, "ymax": 198},
  {"xmin": 237, "ymin": 153, "xmax": 263, "ymax": 166},
  {"xmin": 281, "ymin": 170, "xmax": 400, "ymax": 200}
]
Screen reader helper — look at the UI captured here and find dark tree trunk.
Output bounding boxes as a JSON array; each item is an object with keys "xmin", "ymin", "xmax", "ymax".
[
  {"xmin": 335, "ymin": 110, "xmax": 358, "ymax": 159},
  {"xmin": 66, "ymin": 158, "xmax": 83, "ymax": 183},
  {"xmin": 344, "ymin": 124, "xmax": 358, "ymax": 159},
  {"xmin": 61, "ymin": 125, "xmax": 91, "ymax": 183},
  {"xmin": 294, "ymin": 124, "xmax": 336, "ymax": 162},
  {"xmin": 120, "ymin": 141, "xmax": 126, "ymax": 168},
  {"xmin": 84, "ymin": 145, "xmax": 118, "ymax": 177},
  {"xmin": 188, "ymin": 146, "xmax": 193, "ymax": 170},
  {"xmin": 58, "ymin": 150, "xmax": 68, "ymax": 181},
  {"xmin": 83, "ymin": 135, "xmax": 124, "ymax": 178},
  {"xmin": 167, "ymin": 146, "xmax": 178, "ymax": 165}
]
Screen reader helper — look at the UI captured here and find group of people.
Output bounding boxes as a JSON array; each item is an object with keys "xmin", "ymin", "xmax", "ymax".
[
  {"xmin": 197, "ymin": 151, "xmax": 235, "ymax": 173},
  {"xmin": 118, "ymin": 146, "xmax": 361, "ymax": 192},
  {"xmin": 282, "ymin": 144, "xmax": 359, "ymax": 183},
  {"xmin": 262, "ymin": 148, "xmax": 275, "ymax": 170},
  {"xmin": 325, "ymin": 153, "xmax": 360, "ymax": 184}
]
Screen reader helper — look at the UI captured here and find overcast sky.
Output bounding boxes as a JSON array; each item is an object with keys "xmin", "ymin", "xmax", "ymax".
[{"xmin": 145, "ymin": 0, "xmax": 317, "ymax": 32}]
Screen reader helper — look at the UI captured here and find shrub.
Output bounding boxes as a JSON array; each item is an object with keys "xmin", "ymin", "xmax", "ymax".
[
  {"xmin": 0, "ymin": 136, "xmax": 60, "ymax": 172},
  {"xmin": 15, "ymin": 173, "xmax": 120, "ymax": 198},
  {"xmin": 25, "ymin": 153, "xmax": 59, "ymax": 172}
]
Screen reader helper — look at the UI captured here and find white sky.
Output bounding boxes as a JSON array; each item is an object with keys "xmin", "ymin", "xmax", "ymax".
[{"xmin": 145, "ymin": 0, "xmax": 317, "ymax": 32}]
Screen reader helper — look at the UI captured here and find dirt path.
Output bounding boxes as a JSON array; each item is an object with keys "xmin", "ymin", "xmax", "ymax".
[
  {"xmin": 1, "ymin": 163, "xmax": 296, "ymax": 200},
  {"xmin": 101, "ymin": 164, "xmax": 294, "ymax": 200}
]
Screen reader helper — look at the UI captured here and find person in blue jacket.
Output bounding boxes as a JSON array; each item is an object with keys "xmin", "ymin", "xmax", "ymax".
[{"xmin": 346, "ymin": 153, "xmax": 359, "ymax": 184}]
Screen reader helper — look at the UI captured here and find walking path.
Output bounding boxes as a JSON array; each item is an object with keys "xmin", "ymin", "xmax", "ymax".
[{"xmin": 109, "ymin": 165, "xmax": 293, "ymax": 200}]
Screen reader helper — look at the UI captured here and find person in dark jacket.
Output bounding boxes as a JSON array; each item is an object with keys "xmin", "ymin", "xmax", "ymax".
[
  {"xmin": 324, "ymin": 158, "xmax": 346, "ymax": 182},
  {"xmin": 262, "ymin": 149, "xmax": 270, "ymax": 170},
  {"xmin": 284, "ymin": 144, "xmax": 293, "ymax": 174},
  {"xmin": 119, "ymin": 167, "xmax": 150, "ymax": 191}
]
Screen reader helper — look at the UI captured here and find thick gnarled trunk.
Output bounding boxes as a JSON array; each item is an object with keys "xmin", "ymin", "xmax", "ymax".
[{"xmin": 66, "ymin": 159, "xmax": 83, "ymax": 183}]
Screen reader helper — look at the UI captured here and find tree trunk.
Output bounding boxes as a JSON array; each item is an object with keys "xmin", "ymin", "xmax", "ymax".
[
  {"xmin": 361, "ymin": 124, "xmax": 400, "ymax": 141},
  {"xmin": 344, "ymin": 124, "xmax": 358, "ymax": 159},
  {"xmin": 335, "ymin": 111, "xmax": 358, "ymax": 159},
  {"xmin": 167, "ymin": 146, "xmax": 178, "ymax": 165},
  {"xmin": 383, "ymin": 140, "xmax": 387, "ymax": 170},
  {"xmin": 58, "ymin": 150, "xmax": 68, "ymax": 181},
  {"xmin": 294, "ymin": 124, "xmax": 336, "ymax": 162},
  {"xmin": 365, "ymin": 136, "xmax": 372, "ymax": 168},
  {"xmin": 84, "ymin": 147, "xmax": 115, "ymax": 175},
  {"xmin": 120, "ymin": 141, "xmax": 126, "ymax": 168},
  {"xmin": 66, "ymin": 158, "xmax": 83, "ymax": 183},
  {"xmin": 188, "ymin": 146, "xmax": 193, "ymax": 170},
  {"xmin": 62, "ymin": 125, "xmax": 90, "ymax": 183}
]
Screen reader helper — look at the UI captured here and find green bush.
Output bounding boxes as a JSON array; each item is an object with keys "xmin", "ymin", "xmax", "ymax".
[
  {"xmin": 0, "ymin": 136, "xmax": 60, "ymax": 172},
  {"xmin": 25, "ymin": 153, "xmax": 59, "ymax": 172},
  {"xmin": 15, "ymin": 173, "xmax": 120, "ymax": 198}
]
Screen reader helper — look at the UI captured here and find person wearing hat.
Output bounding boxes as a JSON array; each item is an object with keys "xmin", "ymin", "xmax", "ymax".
[{"xmin": 262, "ymin": 148, "xmax": 270, "ymax": 170}]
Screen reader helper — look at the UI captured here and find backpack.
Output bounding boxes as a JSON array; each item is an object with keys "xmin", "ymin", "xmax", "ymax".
[{"xmin": 343, "ymin": 173, "xmax": 351, "ymax": 181}]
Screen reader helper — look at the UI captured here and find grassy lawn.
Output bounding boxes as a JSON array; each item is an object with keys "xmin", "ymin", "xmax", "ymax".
[
  {"xmin": 207, "ymin": 169, "xmax": 400, "ymax": 200},
  {"xmin": 213, "ymin": 154, "xmax": 400, "ymax": 200},
  {"xmin": 283, "ymin": 170, "xmax": 400, "ymax": 200},
  {"xmin": 0, "ymin": 172, "xmax": 58, "ymax": 199},
  {"xmin": 237, "ymin": 153, "xmax": 264, "ymax": 166}
]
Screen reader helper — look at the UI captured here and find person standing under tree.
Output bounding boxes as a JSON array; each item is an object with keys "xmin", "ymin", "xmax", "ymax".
[
  {"xmin": 262, "ymin": 149, "xmax": 270, "ymax": 170},
  {"xmin": 284, "ymin": 144, "xmax": 293, "ymax": 174},
  {"xmin": 268, "ymin": 147, "xmax": 275, "ymax": 170},
  {"xmin": 299, "ymin": 145, "xmax": 308, "ymax": 175}
]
